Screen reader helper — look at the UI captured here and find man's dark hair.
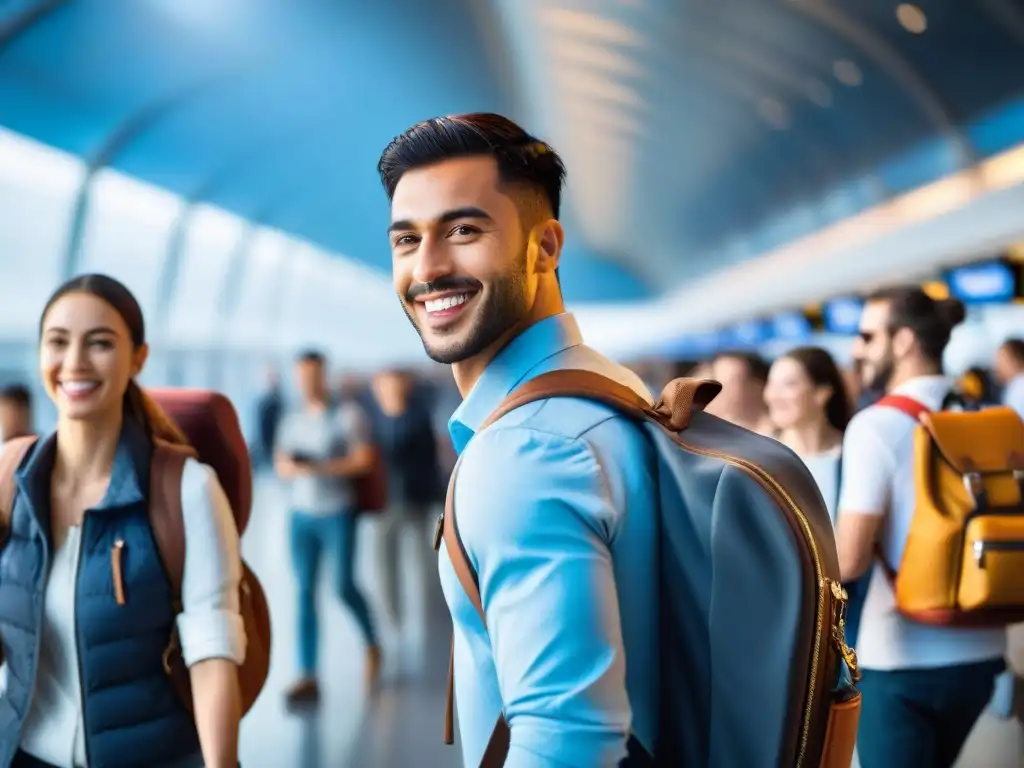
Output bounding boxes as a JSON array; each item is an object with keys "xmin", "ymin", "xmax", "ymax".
[
  {"xmin": 0, "ymin": 383, "xmax": 31, "ymax": 409},
  {"xmin": 377, "ymin": 113, "xmax": 567, "ymax": 219},
  {"xmin": 1001, "ymin": 338, "xmax": 1024, "ymax": 366},
  {"xmin": 296, "ymin": 349, "xmax": 326, "ymax": 366},
  {"xmin": 713, "ymin": 351, "xmax": 770, "ymax": 384},
  {"xmin": 866, "ymin": 286, "xmax": 966, "ymax": 364}
]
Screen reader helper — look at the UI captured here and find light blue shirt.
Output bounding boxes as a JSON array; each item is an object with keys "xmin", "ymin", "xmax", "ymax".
[{"xmin": 440, "ymin": 313, "xmax": 659, "ymax": 767}]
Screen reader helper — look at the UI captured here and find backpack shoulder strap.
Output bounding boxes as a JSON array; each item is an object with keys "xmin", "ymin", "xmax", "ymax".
[
  {"xmin": 149, "ymin": 440, "xmax": 198, "ymax": 607},
  {"xmin": 876, "ymin": 394, "xmax": 931, "ymax": 422},
  {"xmin": 0, "ymin": 436, "xmax": 40, "ymax": 539}
]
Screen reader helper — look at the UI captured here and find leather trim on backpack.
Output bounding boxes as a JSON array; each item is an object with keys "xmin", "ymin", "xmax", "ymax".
[
  {"xmin": 149, "ymin": 440, "xmax": 272, "ymax": 717},
  {"xmin": 0, "ymin": 436, "xmax": 39, "ymax": 549},
  {"xmin": 0, "ymin": 435, "xmax": 39, "ymax": 669}
]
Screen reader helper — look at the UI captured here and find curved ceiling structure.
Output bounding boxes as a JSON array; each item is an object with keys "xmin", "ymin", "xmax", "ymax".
[{"xmin": 1, "ymin": 0, "xmax": 1024, "ymax": 307}]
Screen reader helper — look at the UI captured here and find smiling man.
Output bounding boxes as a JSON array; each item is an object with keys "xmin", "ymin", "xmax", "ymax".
[{"xmin": 377, "ymin": 114, "xmax": 657, "ymax": 767}]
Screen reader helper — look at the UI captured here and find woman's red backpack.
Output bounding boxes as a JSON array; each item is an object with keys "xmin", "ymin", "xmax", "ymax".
[{"xmin": 146, "ymin": 388, "xmax": 272, "ymax": 716}]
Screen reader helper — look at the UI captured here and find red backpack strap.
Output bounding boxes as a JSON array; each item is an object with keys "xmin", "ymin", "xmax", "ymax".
[
  {"xmin": 876, "ymin": 394, "xmax": 931, "ymax": 422},
  {"xmin": 0, "ymin": 436, "xmax": 40, "ymax": 545}
]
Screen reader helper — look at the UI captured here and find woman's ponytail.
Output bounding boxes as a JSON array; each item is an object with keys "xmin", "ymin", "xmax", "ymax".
[{"xmin": 124, "ymin": 379, "xmax": 189, "ymax": 446}]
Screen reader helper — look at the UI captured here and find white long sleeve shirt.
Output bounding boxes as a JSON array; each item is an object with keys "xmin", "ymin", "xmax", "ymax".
[{"xmin": 10, "ymin": 458, "xmax": 247, "ymax": 767}]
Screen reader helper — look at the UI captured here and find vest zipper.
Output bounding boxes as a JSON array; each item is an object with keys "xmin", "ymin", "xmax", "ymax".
[
  {"xmin": 75, "ymin": 519, "xmax": 94, "ymax": 767},
  {"xmin": 111, "ymin": 540, "xmax": 126, "ymax": 605},
  {"xmin": 23, "ymin": 508, "xmax": 50, "ymax": 753}
]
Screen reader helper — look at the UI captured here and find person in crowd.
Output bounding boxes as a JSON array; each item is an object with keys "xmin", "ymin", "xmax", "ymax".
[
  {"xmin": 994, "ymin": 338, "xmax": 1024, "ymax": 418},
  {"xmin": 274, "ymin": 350, "xmax": 381, "ymax": 706},
  {"xmin": 367, "ymin": 369, "xmax": 444, "ymax": 639},
  {"xmin": 839, "ymin": 365, "xmax": 863, "ymax": 415},
  {"xmin": 0, "ymin": 274, "xmax": 245, "ymax": 768},
  {"xmin": 253, "ymin": 365, "xmax": 282, "ymax": 468},
  {"xmin": 763, "ymin": 346, "xmax": 869, "ymax": 651},
  {"xmin": 955, "ymin": 365, "xmax": 999, "ymax": 407},
  {"xmin": 378, "ymin": 113, "xmax": 656, "ymax": 766},
  {"xmin": 707, "ymin": 351, "xmax": 775, "ymax": 435},
  {"xmin": 764, "ymin": 346, "xmax": 849, "ymax": 524},
  {"xmin": 835, "ymin": 287, "xmax": 1005, "ymax": 768},
  {"xmin": 0, "ymin": 383, "xmax": 33, "ymax": 443}
]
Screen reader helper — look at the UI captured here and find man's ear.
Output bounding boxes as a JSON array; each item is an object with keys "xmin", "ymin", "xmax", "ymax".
[
  {"xmin": 892, "ymin": 326, "xmax": 915, "ymax": 359},
  {"xmin": 529, "ymin": 218, "xmax": 564, "ymax": 276}
]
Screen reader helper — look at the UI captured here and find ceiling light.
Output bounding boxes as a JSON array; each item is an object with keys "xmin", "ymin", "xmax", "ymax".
[
  {"xmin": 758, "ymin": 98, "xmax": 790, "ymax": 130},
  {"xmin": 896, "ymin": 4, "xmax": 928, "ymax": 34},
  {"xmin": 834, "ymin": 59, "xmax": 863, "ymax": 86},
  {"xmin": 807, "ymin": 79, "xmax": 833, "ymax": 107}
]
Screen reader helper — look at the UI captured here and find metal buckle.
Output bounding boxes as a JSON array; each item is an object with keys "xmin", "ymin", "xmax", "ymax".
[
  {"xmin": 433, "ymin": 513, "xmax": 445, "ymax": 552},
  {"xmin": 963, "ymin": 471, "xmax": 986, "ymax": 504}
]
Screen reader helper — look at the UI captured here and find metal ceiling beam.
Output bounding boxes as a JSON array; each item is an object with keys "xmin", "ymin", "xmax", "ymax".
[
  {"xmin": 787, "ymin": 0, "xmax": 975, "ymax": 166},
  {"xmin": 978, "ymin": 0, "xmax": 1024, "ymax": 47},
  {"xmin": 0, "ymin": 0, "xmax": 65, "ymax": 52},
  {"xmin": 59, "ymin": 76, "xmax": 241, "ymax": 284}
]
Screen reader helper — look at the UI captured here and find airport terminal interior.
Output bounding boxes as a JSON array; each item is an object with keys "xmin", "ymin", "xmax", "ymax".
[{"xmin": 2, "ymin": 0, "xmax": 1024, "ymax": 765}]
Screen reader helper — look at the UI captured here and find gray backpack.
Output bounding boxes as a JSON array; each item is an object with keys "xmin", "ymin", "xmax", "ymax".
[{"xmin": 437, "ymin": 370, "xmax": 862, "ymax": 767}]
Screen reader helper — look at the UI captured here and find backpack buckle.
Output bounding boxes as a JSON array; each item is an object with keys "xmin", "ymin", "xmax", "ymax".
[
  {"xmin": 963, "ymin": 471, "xmax": 988, "ymax": 509},
  {"xmin": 1013, "ymin": 469, "xmax": 1024, "ymax": 502},
  {"xmin": 433, "ymin": 512, "xmax": 445, "ymax": 552}
]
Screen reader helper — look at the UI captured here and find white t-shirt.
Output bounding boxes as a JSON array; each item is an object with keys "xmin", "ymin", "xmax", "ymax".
[
  {"xmin": 838, "ymin": 375, "xmax": 1006, "ymax": 671},
  {"xmin": 1003, "ymin": 373, "xmax": 1024, "ymax": 420},
  {"xmin": 800, "ymin": 447, "xmax": 842, "ymax": 527}
]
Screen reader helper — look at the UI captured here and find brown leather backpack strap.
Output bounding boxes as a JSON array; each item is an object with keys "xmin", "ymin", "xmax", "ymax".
[
  {"xmin": 480, "ymin": 370, "xmax": 651, "ymax": 431},
  {"xmin": 149, "ymin": 440, "xmax": 200, "ymax": 714},
  {"xmin": 481, "ymin": 369, "xmax": 721, "ymax": 434},
  {"xmin": 149, "ymin": 441, "xmax": 198, "ymax": 607},
  {"xmin": 442, "ymin": 458, "xmax": 511, "ymax": 767},
  {"xmin": 0, "ymin": 436, "xmax": 40, "ymax": 544}
]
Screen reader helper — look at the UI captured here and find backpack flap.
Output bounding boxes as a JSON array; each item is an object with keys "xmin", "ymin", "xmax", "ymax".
[
  {"xmin": 921, "ymin": 406, "xmax": 1024, "ymax": 511},
  {"xmin": 146, "ymin": 388, "xmax": 253, "ymax": 534}
]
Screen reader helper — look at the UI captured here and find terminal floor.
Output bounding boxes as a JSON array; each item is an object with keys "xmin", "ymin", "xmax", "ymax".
[{"xmin": 238, "ymin": 474, "xmax": 1023, "ymax": 767}]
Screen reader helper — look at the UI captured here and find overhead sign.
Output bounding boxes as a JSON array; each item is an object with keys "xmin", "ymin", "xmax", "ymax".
[
  {"xmin": 771, "ymin": 311, "xmax": 813, "ymax": 341},
  {"xmin": 823, "ymin": 297, "xmax": 863, "ymax": 335},
  {"xmin": 944, "ymin": 260, "xmax": 1016, "ymax": 304}
]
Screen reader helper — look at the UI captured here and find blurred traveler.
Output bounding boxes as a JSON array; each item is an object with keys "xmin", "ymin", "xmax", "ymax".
[
  {"xmin": 835, "ymin": 287, "xmax": 1005, "ymax": 768},
  {"xmin": 994, "ymin": 338, "xmax": 1024, "ymax": 418},
  {"xmin": 0, "ymin": 383, "xmax": 32, "ymax": 442},
  {"xmin": 368, "ymin": 369, "xmax": 444, "ymax": 637},
  {"xmin": 708, "ymin": 351, "xmax": 774, "ymax": 435},
  {"xmin": 275, "ymin": 350, "xmax": 381, "ymax": 705}
]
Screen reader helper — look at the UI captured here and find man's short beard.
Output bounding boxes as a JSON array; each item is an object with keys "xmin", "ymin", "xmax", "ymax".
[{"xmin": 403, "ymin": 254, "xmax": 530, "ymax": 365}]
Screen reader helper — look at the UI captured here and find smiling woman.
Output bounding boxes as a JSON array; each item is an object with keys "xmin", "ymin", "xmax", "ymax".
[{"xmin": 0, "ymin": 273, "xmax": 247, "ymax": 768}]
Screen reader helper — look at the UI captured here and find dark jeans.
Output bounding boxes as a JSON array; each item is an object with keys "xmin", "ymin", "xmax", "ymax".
[
  {"xmin": 857, "ymin": 658, "xmax": 1005, "ymax": 768},
  {"xmin": 841, "ymin": 575, "xmax": 870, "ymax": 649},
  {"xmin": 290, "ymin": 509, "xmax": 378, "ymax": 676}
]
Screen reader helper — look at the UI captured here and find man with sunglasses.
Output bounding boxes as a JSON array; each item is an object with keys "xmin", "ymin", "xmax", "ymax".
[{"xmin": 833, "ymin": 286, "xmax": 1006, "ymax": 768}]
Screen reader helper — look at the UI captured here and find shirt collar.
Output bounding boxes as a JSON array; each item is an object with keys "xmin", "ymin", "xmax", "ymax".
[
  {"xmin": 892, "ymin": 374, "xmax": 951, "ymax": 397},
  {"xmin": 448, "ymin": 313, "xmax": 583, "ymax": 454}
]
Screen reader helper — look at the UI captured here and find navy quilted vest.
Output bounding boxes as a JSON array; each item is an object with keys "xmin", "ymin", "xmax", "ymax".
[{"xmin": 0, "ymin": 420, "xmax": 201, "ymax": 767}]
